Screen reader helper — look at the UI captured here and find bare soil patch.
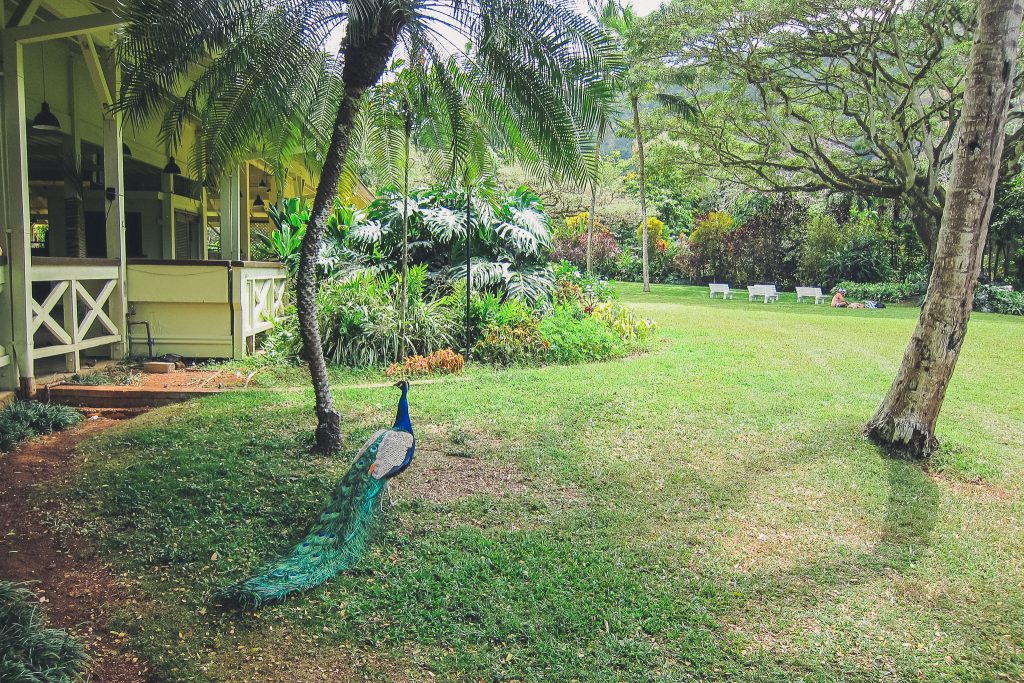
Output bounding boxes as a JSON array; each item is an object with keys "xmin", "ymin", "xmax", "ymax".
[
  {"xmin": 0, "ymin": 417, "xmax": 148, "ymax": 683},
  {"xmin": 392, "ymin": 446, "xmax": 531, "ymax": 503},
  {"xmin": 928, "ymin": 471, "xmax": 1018, "ymax": 502}
]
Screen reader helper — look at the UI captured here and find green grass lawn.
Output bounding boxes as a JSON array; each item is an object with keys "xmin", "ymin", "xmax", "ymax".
[{"xmin": 53, "ymin": 284, "xmax": 1024, "ymax": 682}]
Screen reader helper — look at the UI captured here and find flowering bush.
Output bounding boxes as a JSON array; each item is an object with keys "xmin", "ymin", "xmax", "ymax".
[{"xmin": 386, "ymin": 349, "xmax": 465, "ymax": 378}]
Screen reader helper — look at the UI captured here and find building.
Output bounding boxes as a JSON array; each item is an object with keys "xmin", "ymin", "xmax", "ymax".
[{"xmin": 0, "ymin": 1, "xmax": 364, "ymax": 395}]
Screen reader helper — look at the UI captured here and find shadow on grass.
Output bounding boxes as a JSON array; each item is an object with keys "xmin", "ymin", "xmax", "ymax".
[{"xmin": 878, "ymin": 454, "xmax": 940, "ymax": 569}]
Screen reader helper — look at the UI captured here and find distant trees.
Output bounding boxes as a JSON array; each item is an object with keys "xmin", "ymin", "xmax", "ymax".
[{"xmin": 659, "ymin": 0, "xmax": 1018, "ymax": 260}]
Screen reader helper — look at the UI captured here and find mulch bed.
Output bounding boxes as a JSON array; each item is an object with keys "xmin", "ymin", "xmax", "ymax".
[{"xmin": 0, "ymin": 416, "xmax": 149, "ymax": 683}]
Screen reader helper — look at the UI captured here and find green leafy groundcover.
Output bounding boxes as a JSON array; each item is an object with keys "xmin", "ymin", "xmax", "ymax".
[
  {"xmin": 0, "ymin": 401, "xmax": 83, "ymax": 452},
  {"xmin": 0, "ymin": 581, "xmax": 87, "ymax": 682}
]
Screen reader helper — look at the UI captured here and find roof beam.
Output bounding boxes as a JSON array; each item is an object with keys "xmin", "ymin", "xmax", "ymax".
[
  {"xmin": 80, "ymin": 34, "xmax": 111, "ymax": 108},
  {"xmin": 3, "ymin": 11, "xmax": 123, "ymax": 44},
  {"xmin": 6, "ymin": 0, "xmax": 44, "ymax": 28}
]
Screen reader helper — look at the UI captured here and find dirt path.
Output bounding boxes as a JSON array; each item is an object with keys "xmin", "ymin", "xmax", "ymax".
[{"xmin": 0, "ymin": 416, "xmax": 149, "ymax": 683}]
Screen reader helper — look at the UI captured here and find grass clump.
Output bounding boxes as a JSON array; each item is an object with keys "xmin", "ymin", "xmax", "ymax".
[
  {"xmin": 0, "ymin": 401, "xmax": 83, "ymax": 452},
  {"xmin": 63, "ymin": 366, "xmax": 141, "ymax": 386},
  {"xmin": 0, "ymin": 581, "xmax": 86, "ymax": 682}
]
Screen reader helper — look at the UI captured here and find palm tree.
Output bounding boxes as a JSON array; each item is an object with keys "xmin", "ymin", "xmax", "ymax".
[
  {"xmin": 597, "ymin": 0, "xmax": 661, "ymax": 292},
  {"xmin": 116, "ymin": 0, "xmax": 621, "ymax": 454}
]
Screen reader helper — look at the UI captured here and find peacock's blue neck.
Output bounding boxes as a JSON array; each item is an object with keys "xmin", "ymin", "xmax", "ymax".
[{"xmin": 393, "ymin": 386, "xmax": 413, "ymax": 433}]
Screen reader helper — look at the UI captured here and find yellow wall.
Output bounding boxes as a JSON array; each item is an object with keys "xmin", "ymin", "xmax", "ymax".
[{"xmin": 126, "ymin": 263, "xmax": 235, "ymax": 357}]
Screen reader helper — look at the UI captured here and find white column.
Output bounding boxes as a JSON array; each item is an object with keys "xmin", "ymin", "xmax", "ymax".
[
  {"xmin": 160, "ymin": 171, "xmax": 174, "ymax": 258},
  {"xmin": 103, "ymin": 65, "xmax": 127, "ymax": 359},
  {"xmin": 1, "ymin": 37, "xmax": 34, "ymax": 394},
  {"xmin": 218, "ymin": 166, "xmax": 242, "ymax": 260}
]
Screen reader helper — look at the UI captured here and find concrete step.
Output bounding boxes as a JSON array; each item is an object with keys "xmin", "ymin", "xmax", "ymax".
[{"xmin": 46, "ymin": 384, "xmax": 223, "ymax": 409}]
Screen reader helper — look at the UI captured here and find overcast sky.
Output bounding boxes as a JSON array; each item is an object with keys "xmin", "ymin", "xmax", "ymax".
[{"xmin": 617, "ymin": 0, "xmax": 665, "ymax": 15}]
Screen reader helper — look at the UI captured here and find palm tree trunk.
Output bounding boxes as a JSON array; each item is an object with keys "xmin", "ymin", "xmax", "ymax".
[
  {"xmin": 464, "ymin": 185, "xmax": 473, "ymax": 356},
  {"xmin": 399, "ymin": 107, "xmax": 412, "ymax": 362},
  {"xmin": 631, "ymin": 95, "xmax": 650, "ymax": 292},
  {"xmin": 866, "ymin": 0, "xmax": 1022, "ymax": 460},
  {"xmin": 297, "ymin": 24, "xmax": 403, "ymax": 455},
  {"xmin": 587, "ymin": 178, "xmax": 597, "ymax": 274}
]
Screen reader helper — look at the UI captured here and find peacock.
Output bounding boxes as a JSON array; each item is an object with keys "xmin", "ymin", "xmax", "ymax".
[{"xmin": 219, "ymin": 380, "xmax": 416, "ymax": 609}]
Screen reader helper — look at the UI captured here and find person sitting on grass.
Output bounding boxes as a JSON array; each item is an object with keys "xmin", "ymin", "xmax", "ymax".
[
  {"xmin": 832, "ymin": 289, "xmax": 865, "ymax": 309},
  {"xmin": 831, "ymin": 288, "xmax": 849, "ymax": 308}
]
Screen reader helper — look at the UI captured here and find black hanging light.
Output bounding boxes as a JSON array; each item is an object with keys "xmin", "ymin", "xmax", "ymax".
[
  {"xmin": 31, "ymin": 50, "xmax": 60, "ymax": 132},
  {"xmin": 162, "ymin": 156, "xmax": 181, "ymax": 174},
  {"xmin": 252, "ymin": 193, "xmax": 265, "ymax": 210},
  {"xmin": 32, "ymin": 102, "xmax": 61, "ymax": 131}
]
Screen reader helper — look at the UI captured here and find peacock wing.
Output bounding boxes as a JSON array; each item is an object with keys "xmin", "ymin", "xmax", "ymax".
[{"xmin": 371, "ymin": 430, "xmax": 416, "ymax": 480}]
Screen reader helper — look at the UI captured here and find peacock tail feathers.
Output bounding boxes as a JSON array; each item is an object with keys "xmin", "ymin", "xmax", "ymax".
[{"xmin": 218, "ymin": 430, "xmax": 392, "ymax": 609}]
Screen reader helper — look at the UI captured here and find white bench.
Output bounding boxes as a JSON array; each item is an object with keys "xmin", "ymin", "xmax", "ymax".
[
  {"xmin": 795, "ymin": 286, "xmax": 827, "ymax": 304},
  {"xmin": 709, "ymin": 283, "xmax": 733, "ymax": 299},
  {"xmin": 747, "ymin": 284, "xmax": 779, "ymax": 303}
]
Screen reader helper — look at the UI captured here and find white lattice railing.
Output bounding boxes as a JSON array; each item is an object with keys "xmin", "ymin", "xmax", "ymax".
[
  {"xmin": 30, "ymin": 261, "xmax": 121, "ymax": 366},
  {"xmin": 240, "ymin": 266, "xmax": 288, "ymax": 341}
]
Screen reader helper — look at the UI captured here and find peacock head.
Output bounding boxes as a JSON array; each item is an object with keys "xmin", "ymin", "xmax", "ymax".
[{"xmin": 393, "ymin": 379, "xmax": 410, "ymax": 392}]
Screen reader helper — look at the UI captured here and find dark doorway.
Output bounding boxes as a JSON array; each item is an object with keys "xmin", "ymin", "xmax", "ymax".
[{"xmin": 84, "ymin": 211, "xmax": 106, "ymax": 257}]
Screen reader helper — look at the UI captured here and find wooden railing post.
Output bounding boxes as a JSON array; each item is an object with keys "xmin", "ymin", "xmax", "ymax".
[
  {"xmin": 102, "ymin": 63, "xmax": 127, "ymax": 359},
  {"xmin": 1, "ymin": 36, "xmax": 34, "ymax": 394}
]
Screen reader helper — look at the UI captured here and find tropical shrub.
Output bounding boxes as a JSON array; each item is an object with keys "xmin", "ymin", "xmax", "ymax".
[
  {"xmin": 0, "ymin": 401, "xmax": 83, "ymax": 452},
  {"xmin": 472, "ymin": 319, "xmax": 549, "ymax": 365},
  {"xmin": 554, "ymin": 211, "xmax": 607, "ymax": 240},
  {"xmin": 974, "ymin": 285, "xmax": 1024, "ymax": 315},
  {"xmin": 821, "ymin": 233, "xmax": 893, "ymax": 286},
  {"xmin": 468, "ymin": 293, "xmax": 535, "ymax": 333},
  {"xmin": 590, "ymin": 301, "xmax": 658, "ymax": 342},
  {"xmin": 0, "ymin": 581, "xmax": 86, "ymax": 682},
  {"xmin": 386, "ymin": 349, "xmax": 465, "ymax": 377},
  {"xmin": 798, "ymin": 212, "xmax": 845, "ymax": 284},
  {"xmin": 686, "ymin": 211, "xmax": 734, "ymax": 282},
  {"xmin": 264, "ymin": 265, "xmax": 457, "ymax": 367},
  {"xmin": 635, "ymin": 215, "xmax": 668, "ymax": 247},
  {"xmin": 255, "ymin": 198, "xmax": 367, "ymax": 278},
  {"xmin": 830, "ymin": 280, "xmax": 921, "ymax": 303},
  {"xmin": 539, "ymin": 306, "xmax": 625, "ymax": 363},
  {"xmin": 727, "ymin": 195, "xmax": 806, "ymax": 288},
  {"xmin": 351, "ymin": 185, "xmax": 556, "ymax": 304},
  {"xmin": 550, "ymin": 231, "xmax": 622, "ymax": 277},
  {"xmin": 552, "ymin": 261, "xmax": 614, "ymax": 304}
]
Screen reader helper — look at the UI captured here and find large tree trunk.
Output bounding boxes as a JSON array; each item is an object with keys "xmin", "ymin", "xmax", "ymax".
[
  {"xmin": 297, "ymin": 21, "xmax": 403, "ymax": 455},
  {"xmin": 631, "ymin": 95, "xmax": 650, "ymax": 292},
  {"xmin": 867, "ymin": 0, "xmax": 1023, "ymax": 460}
]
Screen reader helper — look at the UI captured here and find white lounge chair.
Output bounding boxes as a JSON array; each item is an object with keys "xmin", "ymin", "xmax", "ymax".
[
  {"xmin": 795, "ymin": 286, "xmax": 827, "ymax": 304},
  {"xmin": 709, "ymin": 283, "xmax": 733, "ymax": 299},
  {"xmin": 748, "ymin": 284, "xmax": 779, "ymax": 303}
]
